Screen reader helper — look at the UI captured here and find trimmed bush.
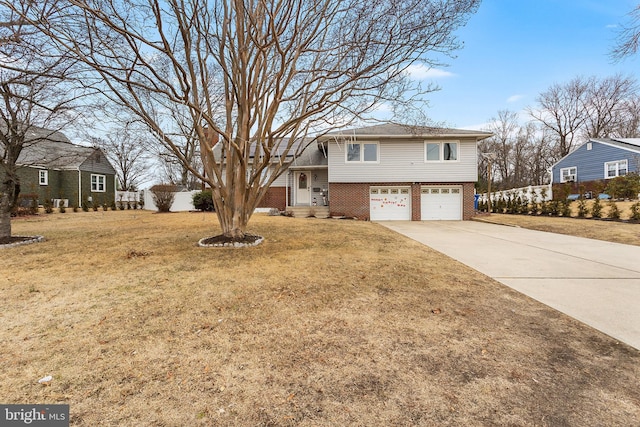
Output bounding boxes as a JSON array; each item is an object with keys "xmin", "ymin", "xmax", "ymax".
[
  {"xmin": 630, "ymin": 202, "xmax": 640, "ymax": 221},
  {"xmin": 192, "ymin": 190, "xmax": 215, "ymax": 212},
  {"xmin": 591, "ymin": 198, "xmax": 602, "ymax": 219},
  {"xmin": 150, "ymin": 184, "xmax": 179, "ymax": 212},
  {"xmin": 605, "ymin": 173, "xmax": 640, "ymax": 200},
  {"xmin": 606, "ymin": 200, "xmax": 620, "ymax": 220}
]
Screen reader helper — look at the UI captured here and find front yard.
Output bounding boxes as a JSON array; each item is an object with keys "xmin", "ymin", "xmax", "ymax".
[{"xmin": 1, "ymin": 211, "xmax": 639, "ymax": 426}]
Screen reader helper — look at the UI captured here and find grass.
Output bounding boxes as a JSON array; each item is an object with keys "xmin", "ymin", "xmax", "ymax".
[
  {"xmin": 1, "ymin": 210, "xmax": 639, "ymax": 426},
  {"xmin": 479, "ymin": 207, "xmax": 640, "ymax": 246}
]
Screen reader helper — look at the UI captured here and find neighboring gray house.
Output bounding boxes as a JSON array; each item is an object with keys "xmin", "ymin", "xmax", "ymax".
[
  {"xmin": 259, "ymin": 124, "xmax": 492, "ymax": 220},
  {"xmin": 551, "ymin": 138, "xmax": 640, "ymax": 189},
  {"xmin": 11, "ymin": 127, "xmax": 117, "ymax": 207}
]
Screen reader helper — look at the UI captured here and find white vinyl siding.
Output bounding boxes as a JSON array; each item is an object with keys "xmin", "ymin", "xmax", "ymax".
[{"xmin": 329, "ymin": 138, "xmax": 477, "ymax": 182}]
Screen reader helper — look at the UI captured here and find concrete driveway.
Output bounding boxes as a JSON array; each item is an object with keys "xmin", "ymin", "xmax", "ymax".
[{"xmin": 378, "ymin": 220, "xmax": 640, "ymax": 350}]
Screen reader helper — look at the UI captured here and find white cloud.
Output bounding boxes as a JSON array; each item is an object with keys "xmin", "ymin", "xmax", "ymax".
[
  {"xmin": 405, "ymin": 64, "xmax": 455, "ymax": 80},
  {"xmin": 606, "ymin": 24, "xmax": 618, "ymax": 29},
  {"xmin": 506, "ymin": 94, "xmax": 525, "ymax": 103}
]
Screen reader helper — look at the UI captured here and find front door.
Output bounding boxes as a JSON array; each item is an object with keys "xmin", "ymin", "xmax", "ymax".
[{"xmin": 295, "ymin": 171, "xmax": 310, "ymax": 205}]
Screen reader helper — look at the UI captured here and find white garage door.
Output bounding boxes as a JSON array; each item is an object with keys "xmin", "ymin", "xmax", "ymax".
[
  {"xmin": 370, "ymin": 187, "xmax": 411, "ymax": 221},
  {"xmin": 421, "ymin": 186, "xmax": 462, "ymax": 220}
]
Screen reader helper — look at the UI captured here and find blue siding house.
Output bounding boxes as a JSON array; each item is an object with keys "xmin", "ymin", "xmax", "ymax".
[{"xmin": 552, "ymin": 138, "xmax": 640, "ymax": 187}]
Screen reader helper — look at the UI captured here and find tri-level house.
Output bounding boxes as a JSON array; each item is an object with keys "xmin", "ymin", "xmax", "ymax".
[{"xmin": 260, "ymin": 124, "xmax": 492, "ymax": 220}]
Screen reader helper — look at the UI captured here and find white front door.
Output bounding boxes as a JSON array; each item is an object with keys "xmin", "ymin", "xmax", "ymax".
[{"xmin": 295, "ymin": 171, "xmax": 310, "ymax": 205}]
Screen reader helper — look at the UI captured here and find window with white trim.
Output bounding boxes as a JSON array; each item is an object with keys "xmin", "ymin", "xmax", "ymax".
[
  {"xmin": 39, "ymin": 170, "xmax": 48, "ymax": 186},
  {"xmin": 91, "ymin": 174, "xmax": 106, "ymax": 192},
  {"xmin": 425, "ymin": 141, "xmax": 458, "ymax": 162},
  {"xmin": 605, "ymin": 160, "xmax": 627, "ymax": 179},
  {"xmin": 560, "ymin": 167, "xmax": 577, "ymax": 183},
  {"xmin": 346, "ymin": 142, "xmax": 378, "ymax": 163}
]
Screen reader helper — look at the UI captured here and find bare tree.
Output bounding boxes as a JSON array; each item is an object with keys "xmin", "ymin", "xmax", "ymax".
[
  {"xmin": 154, "ymin": 105, "xmax": 205, "ymax": 190},
  {"xmin": 613, "ymin": 95, "xmax": 640, "ymax": 137},
  {"xmin": 611, "ymin": 3, "xmax": 640, "ymax": 60},
  {"xmin": 528, "ymin": 76, "xmax": 589, "ymax": 158},
  {"xmin": 479, "ymin": 116, "xmax": 554, "ymax": 190},
  {"xmin": 481, "ymin": 110, "xmax": 519, "ymax": 189},
  {"xmin": 582, "ymin": 74, "xmax": 637, "ymax": 139},
  {"xmin": 90, "ymin": 121, "xmax": 151, "ymax": 191},
  {"xmin": 9, "ymin": 0, "xmax": 480, "ymax": 240},
  {"xmin": 0, "ymin": 1, "xmax": 82, "ymax": 241},
  {"xmin": 525, "ymin": 125, "xmax": 556, "ymax": 185}
]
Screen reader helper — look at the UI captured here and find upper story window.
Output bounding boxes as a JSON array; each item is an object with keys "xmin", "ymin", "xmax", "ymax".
[
  {"xmin": 346, "ymin": 142, "xmax": 378, "ymax": 163},
  {"xmin": 605, "ymin": 160, "xmax": 627, "ymax": 179},
  {"xmin": 39, "ymin": 170, "xmax": 48, "ymax": 186},
  {"xmin": 560, "ymin": 166, "xmax": 577, "ymax": 183},
  {"xmin": 425, "ymin": 141, "xmax": 458, "ymax": 162},
  {"xmin": 91, "ymin": 174, "xmax": 106, "ymax": 192}
]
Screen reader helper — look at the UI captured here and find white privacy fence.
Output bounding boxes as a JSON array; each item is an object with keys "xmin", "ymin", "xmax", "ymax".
[
  {"xmin": 479, "ymin": 184, "xmax": 553, "ymax": 204},
  {"xmin": 143, "ymin": 189, "xmax": 197, "ymax": 212}
]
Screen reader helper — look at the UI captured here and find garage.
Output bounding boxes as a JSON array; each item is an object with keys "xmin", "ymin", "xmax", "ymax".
[
  {"xmin": 420, "ymin": 186, "xmax": 462, "ymax": 220},
  {"xmin": 370, "ymin": 186, "xmax": 411, "ymax": 220}
]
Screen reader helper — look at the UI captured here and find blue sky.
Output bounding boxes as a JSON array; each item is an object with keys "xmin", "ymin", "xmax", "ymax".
[{"xmin": 414, "ymin": 0, "xmax": 640, "ymax": 130}]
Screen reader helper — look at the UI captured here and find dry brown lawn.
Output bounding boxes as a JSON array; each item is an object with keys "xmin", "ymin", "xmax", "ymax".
[
  {"xmin": 1, "ymin": 210, "xmax": 639, "ymax": 426},
  {"xmin": 480, "ymin": 210, "xmax": 640, "ymax": 246}
]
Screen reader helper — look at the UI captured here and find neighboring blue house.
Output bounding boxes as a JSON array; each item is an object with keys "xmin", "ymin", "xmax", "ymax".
[{"xmin": 551, "ymin": 138, "xmax": 640, "ymax": 188}]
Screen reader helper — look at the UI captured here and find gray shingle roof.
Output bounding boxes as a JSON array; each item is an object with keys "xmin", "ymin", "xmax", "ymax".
[
  {"xmin": 1, "ymin": 125, "xmax": 103, "ymax": 170},
  {"xmin": 322, "ymin": 124, "xmax": 493, "ymax": 139},
  {"xmin": 591, "ymin": 138, "xmax": 640, "ymax": 153}
]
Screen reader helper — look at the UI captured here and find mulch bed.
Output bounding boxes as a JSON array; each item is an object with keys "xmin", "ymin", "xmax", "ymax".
[
  {"xmin": 198, "ymin": 233, "xmax": 263, "ymax": 247},
  {"xmin": 0, "ymin": 236, "xmax": 34, "ymax": 245},
  {"xmin": 0, "ymin": 235, "xmax": 44, "ymax": 247}
]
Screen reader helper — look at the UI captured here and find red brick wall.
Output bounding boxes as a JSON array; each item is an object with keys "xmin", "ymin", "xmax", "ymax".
[
  {"xmin": 258, "ymin": 187, "xmax": 286, "ymax": 210},
  {"xmin": 329, "ymin": 183, "xmax": 372, "ymax": 219},
  {"xmin": 462, "ymin": 182, "xmax": 475, "ymax": 220},
  {"xmin": 329, "ymin": 182, "xmax": 476, "ymax": 220}
]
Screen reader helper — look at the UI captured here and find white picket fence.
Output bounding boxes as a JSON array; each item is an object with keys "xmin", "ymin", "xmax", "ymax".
[
  {"xmin": 116, "ymin": 191, "xmax": 140, "ymax": 206},
  {"xmin": 479, "ymin": 184, "xmax": 553, "ymax": 204}
]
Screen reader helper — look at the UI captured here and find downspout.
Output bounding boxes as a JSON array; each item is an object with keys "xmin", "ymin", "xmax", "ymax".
[
  {"xmin": 78, "ymin": 169, "xmax": 82, "ymax": 207},
  {"xmin": 285, "ymin": 171, "xmax": 289, "ymax": 209},
  {"xmin": 547, "ymin": 167, "xmax": 553, "ymax": 201}
]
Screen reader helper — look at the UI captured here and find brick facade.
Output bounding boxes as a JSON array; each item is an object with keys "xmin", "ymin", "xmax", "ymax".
[
  {"xmin": 258, "ymin": 187, "xmax": 287, "ymax": 210},
  {"xmin": 329, "ymin": 182, "xmax": 476, "ymax": 220}
]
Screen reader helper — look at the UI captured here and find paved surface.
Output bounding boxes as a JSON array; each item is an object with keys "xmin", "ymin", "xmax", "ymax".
[{"xmin": 378, "ymin": 220, "xmax": 640, "ymax": 350}]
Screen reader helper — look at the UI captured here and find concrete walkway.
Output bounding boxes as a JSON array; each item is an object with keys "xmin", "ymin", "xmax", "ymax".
[{"xmin": 378, "ymin": 220, "xmax": 640, "ymax": 350}]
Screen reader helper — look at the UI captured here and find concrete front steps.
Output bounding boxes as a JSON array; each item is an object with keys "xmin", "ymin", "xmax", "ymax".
[{"xmin": 286, "ymin": 206, "xmax": 330, "ymax": 218}]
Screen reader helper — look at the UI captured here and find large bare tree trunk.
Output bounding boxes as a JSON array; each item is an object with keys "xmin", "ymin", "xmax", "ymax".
[
  {"xmin": 0, "ymin": 196, "xmax": 12, "ymax": 239},
  {"xmin": 0, "ymin": 176, "xmax": 18, "ymax": 239}
]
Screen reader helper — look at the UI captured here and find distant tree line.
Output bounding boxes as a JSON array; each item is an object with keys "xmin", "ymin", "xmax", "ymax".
[{"xmin": 478, "ymin": 74, "xmax": 640, "ymax": 192}]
